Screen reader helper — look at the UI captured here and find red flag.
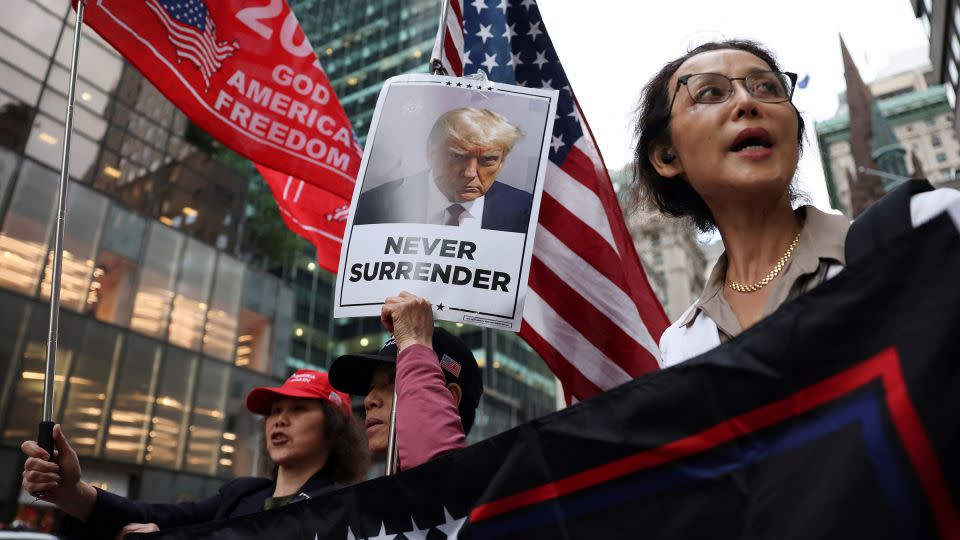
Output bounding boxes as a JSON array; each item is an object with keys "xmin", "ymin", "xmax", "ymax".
[
  {"xmin": 439, "ymin": 0, "xmax": 669, "ymax": 402},
  {"xmin": 77, "ymin": 0, "xmax": 361, "ymax": 199},
  {"xmin": 256, "ymin": 164, "xmax": 348, "ymax": 274}
]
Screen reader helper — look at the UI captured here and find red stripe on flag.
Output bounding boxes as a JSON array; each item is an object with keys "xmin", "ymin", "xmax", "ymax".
[
  {"xmin": 571, "ymin": 101, "xmax": 670, "ymax": 336},
  {"xmin": 449, "ymin": 0, "xmax": 463, "ymax": 26},
  {"xmin": 536, "ymin": 193, "xmax": 634, "ymax": 297},
  {"xmin": 528, "ymin": 257, "xmax": 658, "ymax": 378},
  {"xmin": 444, "ymin": 34, "xmax": 463, "ymax": 77},
  {"xmin": 518, "ymin": 323, "xmax": 602, "ymax": 400}
]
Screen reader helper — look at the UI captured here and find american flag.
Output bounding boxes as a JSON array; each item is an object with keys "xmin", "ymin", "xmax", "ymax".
[
  {"xmin": 145, "ymin": 0, "xmax": 239, "ymax": 90},
  {"xmin": 437, "ymin": 0, "xmax": 669, "ymax": 401}
]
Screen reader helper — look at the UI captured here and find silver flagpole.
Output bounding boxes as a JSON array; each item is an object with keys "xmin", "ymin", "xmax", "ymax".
[
  {"xmin": 383, "ymin": 0, "xmax": 453, "ymax": 477},
  {"xmin": 428, "ymin": 0, "xmax": 451, "ymax": 76},
  {"xmin": 37, "ymin": 0, "xmax": 86, "ymax": 468},
  {"xmin": 384, "ymin": 386, "xmax": 399, "ymax": 475}
]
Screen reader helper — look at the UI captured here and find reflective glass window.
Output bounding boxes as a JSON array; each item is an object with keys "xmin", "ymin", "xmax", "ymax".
[
  {"xmin": 168, "ymin": 239, "xmax": 215, "ymax": 350},
  {"xmin": 273, "ymin": 286, "xmax": 295, "ymax": 374},
  {"xmin": 55, "ymin": 32, "xmax": 123, "ymax": 94},
  {"xmin": 218, "ymin": 370, "xmax": 271, "ymax": 477},
  {"xmin": 47, "ymin": 65, "xmax": 111, "ymax": 117},
  {"xmin": 4, "ymin": 0, "xmax": 62, "ymax": 56},
  {"xmin": 236, "ymin": 307, "xmax": 272, "ymax": 372},
  {"xmin": 0, "ymin": 28, "xmax": 51, "ymax": 80},
  {"xmin": 203, "ymin": 256, "xmax": 243, "ymax": 361},
  {"xmin": 0, "ymin": 160, "xmax": 57, "ymax": 295},
  {"xmin": 59, "ymin": 322, "xmax": 122, "ymax": 457},
  {"xmin": 25, "ymin": 113, "xmax": 99, "ymax": 180},
  {"xmin": 130, "ymin": 223, "xmax": 184, "ymax": 339},
  {"xmin": 1, "ymin": 309, "xmax": 84, "ymax": 445},
  {"xmin": 104, "ymin": 334, "xmax": 162, "ymax": 463},
  {"xmin": 0, "ymin": 291, "xmax": 32, "ymax": 432},
  {"xmin": 90, "ymin": 204, "xmax": 146, "ymax": 326},
  {"xmin": 0, "ymin": 145, "xmax": 18, "ymax": 203},
  {"xmin": 145, "ymin": 347, "xmax": 197, "ymax": 468},
  {"xmin": 0, "ymin": 92, "xmax": 33, "ymax": 153},
  {"xmin": 39, "ymin": 90, "xmax": 108, "ymax": 141},
  {"xmin": 184, "ymin": 359, "xmax": 229, "ymax": 475},
  {"xmin": 0, "ymin": 60, "xmax": 43, "ymax": 107},
  {"xmin": 39, "ymin": 184, "xmax": 108, "ymax": 312}
]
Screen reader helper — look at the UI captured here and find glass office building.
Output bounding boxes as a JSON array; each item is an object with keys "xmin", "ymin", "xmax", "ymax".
[
  {"xmin": 0, "ymin": 0, "xmax": 294, "ymax": 529},
  {"xmin": 289, "ymin": 0, "xmax": 560, "ymax": 442}
]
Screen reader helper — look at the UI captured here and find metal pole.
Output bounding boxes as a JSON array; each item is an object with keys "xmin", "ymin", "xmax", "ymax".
[
  {"xmin": 37, "ymin": 0, "xmax": 86, "ymax": 464},
  {"xmin": 428, "ymin": 0, "xmax": 451, "ymax": 75},
  {"xmin": 856, "ymin": 165, "xmax": 911, "ymax": 184},
  {"xmin": 384, "ymin": 385, "xmax": 399, "ymax": 475}
]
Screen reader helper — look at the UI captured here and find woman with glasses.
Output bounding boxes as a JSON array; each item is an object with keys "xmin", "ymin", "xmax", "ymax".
[{"xmin": 633, "ymin": 40, "xmax": 852, "ymax": 366}]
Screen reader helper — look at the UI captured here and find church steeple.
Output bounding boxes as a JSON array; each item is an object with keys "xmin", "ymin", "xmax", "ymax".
[{"xmin": 840, "ymin": 35, "xmax": 899, "ymax": 216}]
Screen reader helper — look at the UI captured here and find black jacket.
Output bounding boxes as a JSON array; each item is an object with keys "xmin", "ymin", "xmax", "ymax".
[{"xmin": 58, "ymin": 469, "xmax": 339, "ymax": 539}]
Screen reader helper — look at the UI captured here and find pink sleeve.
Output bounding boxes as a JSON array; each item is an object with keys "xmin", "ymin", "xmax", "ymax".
[{"xmin": 395, "ymin": 344, "xmax": 466, "ymax": 470}]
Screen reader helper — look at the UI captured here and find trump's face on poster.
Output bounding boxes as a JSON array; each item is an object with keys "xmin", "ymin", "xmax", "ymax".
[{"xmin": 427, "ymin": 108, "xmax": 522, "ymax": 203}]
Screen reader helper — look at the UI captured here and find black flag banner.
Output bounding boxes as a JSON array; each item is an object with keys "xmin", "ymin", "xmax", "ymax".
[{"xmin": 145, "ymin": 190, "xmax": 960, "ymax": 539}]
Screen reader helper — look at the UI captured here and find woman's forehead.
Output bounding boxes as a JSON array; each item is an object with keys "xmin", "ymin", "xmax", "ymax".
[{"xmin": 674, "ymin": 49, "xmax": 774, "ymax": 80}]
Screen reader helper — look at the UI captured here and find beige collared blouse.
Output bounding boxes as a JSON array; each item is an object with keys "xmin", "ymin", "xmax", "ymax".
[{"xmin": 678, "ymin": 205, "xmax": 851, "ymax": 342}]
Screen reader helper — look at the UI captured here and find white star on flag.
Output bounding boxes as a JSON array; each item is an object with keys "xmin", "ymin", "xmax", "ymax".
[
  {"xmin": 461, "ymin": 49, "xmax": 473, "ymax": 66},
  {"xmin": 481, "ymin": 52, "xmax": 499, "ymax": 72},
  {"xmin": 470, "ymin": 0, "xmax": 487, "ymax": 13},
  {"xmin": 508, "ymin": 51, "xmax": 522, "ymax": 67},
  {"xmin": 541, "ymin": 78, "xmax": 553, "ymax": 88},
  {"xmin": 533, "ymin": 50, "xmax": 549, "ymax": 69},
  {"xmin": 551, "ymin": 134, "xmax": 565, "ymax": 152},
  {"xmin": 497, "ymin": 0, "xmax": 509, "ymax": 13},
  {"xmin": 403, "ymin": 517, "xmax": 432, "ymax": 540},
  {"xmin": 476, "ymin": 23, "xmax": 494, "ymax": 43},
  {"xmin": 520, "ymin": 0, "xmax": 536, "ymax": 9},
  {"xmin": 527, "ymin": 20, "xmax": 543, "ymax": 40},
  {"xmin": 569, "ymin": 109, "xmax": 579, "ymax": 122},
  {"xmin": 434, "ymin": 507, "xmax": 467, "ymax": 540},
  {"xmin": 367, "ymin": 522, "xmax": 397, "ymax": 540},
  {"xmin": 503, "ymin": 22, "xmax": 517, "ymax": 40},
  {"xmin": 343, "ymin": 527, "xmax": 357, "ymax": 540}
]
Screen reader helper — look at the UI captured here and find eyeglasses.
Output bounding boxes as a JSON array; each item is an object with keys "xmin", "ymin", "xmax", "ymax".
[{"xmin": 669, "ymin": 71, "xmax": 798, "ymax": 111}]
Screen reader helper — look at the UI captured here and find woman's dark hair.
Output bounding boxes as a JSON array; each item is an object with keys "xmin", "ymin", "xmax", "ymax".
[
  {"xmin": 261, "ymin": 400, "xmax": 369, "ymax": 485},
  {"xmin": 631, "ymin": 39, "xmax": 807, "ymax": 232}
]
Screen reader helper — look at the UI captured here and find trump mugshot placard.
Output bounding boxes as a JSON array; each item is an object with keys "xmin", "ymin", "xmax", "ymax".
[{"xmin": 334, "ymin": 74, "xmax": 558, "ymax": 331}]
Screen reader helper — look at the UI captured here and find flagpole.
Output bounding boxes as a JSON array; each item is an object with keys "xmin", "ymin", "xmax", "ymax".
[
  {"xmin": 429, "ymin": 0, "xmax": 451, "ymax": 75},
  {"xmin": 382, "ymin": 0, "xmax": 453, "ymax": 477},
  {"xmin": 384, "ymin": 386, "xmax": 399, "ymax": 475},
  {"xmin": 36, "ymin": 0, "xmax": 86, "ymax": 475}
]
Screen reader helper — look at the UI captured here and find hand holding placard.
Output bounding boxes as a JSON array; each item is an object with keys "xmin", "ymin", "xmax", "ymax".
[{"xmin": 381, "ymin": 292, "xmax": 435, "ymax": 351}]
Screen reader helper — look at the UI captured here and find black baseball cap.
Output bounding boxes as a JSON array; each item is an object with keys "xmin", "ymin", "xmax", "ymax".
[{"xmin": 329, "ymin": 328, "xmax": 483, "ymax": 433}]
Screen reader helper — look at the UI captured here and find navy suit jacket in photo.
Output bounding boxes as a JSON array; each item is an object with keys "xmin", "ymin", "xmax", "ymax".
[{"xmin": 352, "ymin": 172, "xmax": 533, "ymax": 234}]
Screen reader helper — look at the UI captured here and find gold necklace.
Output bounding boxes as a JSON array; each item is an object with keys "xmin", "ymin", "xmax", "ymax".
[{"xmin": 727, "ymin": 232, "xmax": 801, "ymax": 293}]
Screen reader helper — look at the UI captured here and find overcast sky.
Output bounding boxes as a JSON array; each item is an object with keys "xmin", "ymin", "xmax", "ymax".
[{"xmin": 537, "ymin": 0, "xmax": 930, "ymax": 210}]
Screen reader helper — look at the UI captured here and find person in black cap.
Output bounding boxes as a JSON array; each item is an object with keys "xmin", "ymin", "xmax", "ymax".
[{"xmin": 330, "ymin": 292, "xmax": 483, "ymax": 470}]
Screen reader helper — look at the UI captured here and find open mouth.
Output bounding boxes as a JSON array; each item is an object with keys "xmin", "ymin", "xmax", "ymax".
[
  {"xmin": 270, "ymin": 432, "xmax": 289, "ymax": 446},
  {"xmin": 730, "ymin": 128, "xmax": 773, "ymax": 153}
]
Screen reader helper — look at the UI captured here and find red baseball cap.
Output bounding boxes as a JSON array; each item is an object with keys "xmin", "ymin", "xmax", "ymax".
[{"xmin": 246, "ymin": 370, "xmax": 352, "ymax": 417}]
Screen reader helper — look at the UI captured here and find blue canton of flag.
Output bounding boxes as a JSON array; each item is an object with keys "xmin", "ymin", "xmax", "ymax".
[
  {"xmin": 159, "ymin": 0, "xmax": 208, "ymax": 31},
  {"xmin": 145, "ymin": 0, "xmax": 238, "ymax": 90},
  {"xmin": 461, "ymin": 0, "xmax": 581, "ymax": 165}
]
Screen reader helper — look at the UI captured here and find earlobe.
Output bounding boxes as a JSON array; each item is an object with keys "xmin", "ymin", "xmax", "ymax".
[
  {"xmin": 649, "ymin": 142, "xmax": 684, "ymax": 178},
  {"xmin": 447, "ymin": 382, "xmax": 463, "ymax": 406}
]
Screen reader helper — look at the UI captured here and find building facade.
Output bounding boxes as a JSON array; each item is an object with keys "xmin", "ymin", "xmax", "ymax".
[
  {"xmin": 913, "ymin": 0, "xmax": 960, "ymax": 132},
  {"xmin": 816, "ymin": 68, "xmax": 960, "ymax": 215},
  {"xmin": 0, "ymin": 0, "xmax": 295, "ymax": 529},
  {"xmin": 608, "ymin": 165, "xmax": 707, "ymax": 323}
]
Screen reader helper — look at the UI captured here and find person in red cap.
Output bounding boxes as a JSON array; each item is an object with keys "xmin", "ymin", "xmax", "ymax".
[{"xmin": 20, "ymin": 370, "xmax": 367, "ymax": 539}]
